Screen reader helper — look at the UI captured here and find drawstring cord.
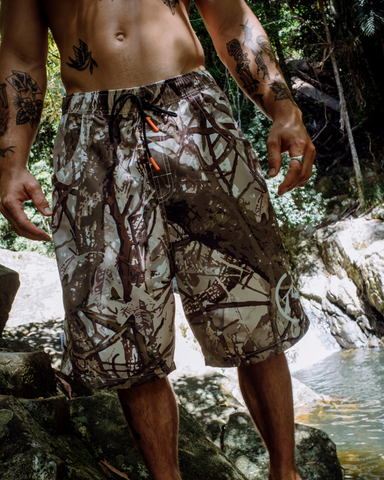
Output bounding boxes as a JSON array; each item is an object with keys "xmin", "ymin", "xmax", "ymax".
[{"xmin": 108, "ymin": 93, "xmax": 177, "ymax": 171}]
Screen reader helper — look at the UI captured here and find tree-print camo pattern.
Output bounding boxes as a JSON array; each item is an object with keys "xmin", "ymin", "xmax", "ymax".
[{"xmin": 52, "ymin": 70, "xmax": 309, "ymax": 390}]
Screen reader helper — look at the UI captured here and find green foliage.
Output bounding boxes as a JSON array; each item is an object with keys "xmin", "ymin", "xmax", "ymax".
[
  {"xmin": 362, "ymin": 179, "xmax": 384, "ymax": 207},
  {"xmin": 353, "ymin": 0, "xmax": 384, "ymax": 36},
  {"xmin": 244, "ymin": 115, "xmax": 328, "ymax": 233}
]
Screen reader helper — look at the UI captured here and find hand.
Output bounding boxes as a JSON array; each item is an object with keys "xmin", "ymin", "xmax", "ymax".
[
  {"xmin": 0, "ymin": 167, "xmax": 52, "ymax": 242},
  {"xmin": 266, "ymin": 111, "xmax": 316, "ymax": 195}
]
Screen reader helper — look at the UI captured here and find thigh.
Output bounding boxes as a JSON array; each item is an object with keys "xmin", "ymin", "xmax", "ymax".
[
  {"xmin": 51, "ymin": 109, "xmax": 176, "ymax": 389},
  {"xmin": 163, "ymin": 83, "xmax": 308, "ymax": 366}
]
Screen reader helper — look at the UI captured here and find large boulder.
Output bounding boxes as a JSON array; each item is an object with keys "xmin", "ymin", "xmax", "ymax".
[
  {"xmin": 289, "ymin": 217, "xmax": 384, "ymax": 349},
  {"xmin": 0, "ymin": 351, "xmax": 56, "ymax": 399},
  {"xmin": 0, "ymin": 249, "xmax": 64, "ymax": 327},
  {"xmin": 0, "ymin": 264, "xmax": 20, "ymax": 335},
  {"xmin": 70, "ymin": 391, "xmax": 247, "ymax": 480},
  {"xmin": 224, "ymin": 413, "xmax": 343, "ymax": 480},
  {"xmin": 0, "ymin": 395, "xmax": 109, "ymax": 480},
  {"xmin": 172, "ymin": 372, "xmax": 344, "ymax": 480}
]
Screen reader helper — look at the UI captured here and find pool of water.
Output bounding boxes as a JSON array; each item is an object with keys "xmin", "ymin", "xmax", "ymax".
[{"xmin": 293, "ymin": 348, "xmax": 384, "ymax": 480}]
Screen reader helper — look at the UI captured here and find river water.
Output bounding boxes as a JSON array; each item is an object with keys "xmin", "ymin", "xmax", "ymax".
[{"xmin": 293, "ymin": 348, "xmax": 384, "ymax": 479}]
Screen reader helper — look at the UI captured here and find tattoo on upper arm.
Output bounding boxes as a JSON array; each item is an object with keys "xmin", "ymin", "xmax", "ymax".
[
  {"xmin": 67, "ymin": 39, "xmax": 98, "ymax": 75},
  {"xmin": 226, "ymin": 39, "xmax": 260, "ymax": 96},
  {"xmin": 162, "ymin": 0, "xmax": 179, "ymax": 15},
  {"xmin": 6, "ymin": 71, "xmax": 43, "ymax": 128}
]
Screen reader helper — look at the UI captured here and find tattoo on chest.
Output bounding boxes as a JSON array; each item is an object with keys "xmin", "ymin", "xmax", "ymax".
[
  {"xmin": 6, "ymin": 71, "xmax": 43, "ymax": 129},
  {"xmin": 162, "ymin": 0, "xmax": 179, "ymax": 15},
  {"xmin": 67, "ymin": 39, "xmax": 98, "ymax": 75},
  {"xmin": 226, "ymin": 39, "xmax": 260, "ymax": 96}
]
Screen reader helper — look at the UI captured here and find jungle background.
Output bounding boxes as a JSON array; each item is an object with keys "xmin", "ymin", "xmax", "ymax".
[{"xmin": 0, "ymin": 0, "xmax": 383, "ymax": 256}]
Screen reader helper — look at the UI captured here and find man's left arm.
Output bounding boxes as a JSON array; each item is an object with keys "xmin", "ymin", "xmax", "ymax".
[{"xmin": 194, "ymin": 0, "xmax": 316, "ymax": 195}]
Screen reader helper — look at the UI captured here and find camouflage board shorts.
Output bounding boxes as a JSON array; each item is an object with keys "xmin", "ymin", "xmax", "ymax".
[{"xmin": 52, "ymin": 69, "xmax": 309, "ymax": 390}]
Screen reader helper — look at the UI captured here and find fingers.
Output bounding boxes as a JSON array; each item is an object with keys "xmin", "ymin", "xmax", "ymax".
[
  {"xmin": 266, "ymin": 135, "xmax": 283, "ymax": 178},
  {"xmin": 0, "ymin": 198, "xmax": 51, "ymax": 241},
  {"xmin": 278, "ymin": 140, "xmax": 316, "ymax": 195},
  {"xmin": 27, "ymin": 181, "xmax": 53, "ymax": 217},
  {"xmin": 0, "ymin": 176, "xmax": 52, "ymax": 242}
]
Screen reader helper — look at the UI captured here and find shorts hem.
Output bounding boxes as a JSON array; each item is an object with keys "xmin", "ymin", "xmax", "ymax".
[
  {"xmin": 62, "ymin": 362, "xmax": 177, "ymax": 390},
  {"xmin": 203, "ymin": 325, "xmax": 309, "ymax": 368}
]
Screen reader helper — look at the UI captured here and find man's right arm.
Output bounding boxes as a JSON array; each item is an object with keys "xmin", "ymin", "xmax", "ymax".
[{"xmin": 0, "ymin": 0, "xmax": 51, "ymax": 242}]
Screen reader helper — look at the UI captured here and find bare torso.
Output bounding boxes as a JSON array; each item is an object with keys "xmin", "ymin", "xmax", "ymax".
[{"xmin": 41, "ymin": 0, "xmax": 205, "ymax": 94}]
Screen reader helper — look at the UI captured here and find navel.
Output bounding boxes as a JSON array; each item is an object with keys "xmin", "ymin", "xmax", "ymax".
[{"xmin": 116, "ymin": 33, "xmax": 126, "ymax": 42}]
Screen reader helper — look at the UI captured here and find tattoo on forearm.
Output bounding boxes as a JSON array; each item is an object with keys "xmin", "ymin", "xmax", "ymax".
[
  {"xmin": 0, "ymin": 146, "xmax": 16, "ymax": 157},
  {"xmin": 226, "ymin": 39, "xmax": 260, "ymax": 95},
  {"xmin": 0, "ymin": 83, "xmax": 9, "ymax": 137},
  {"xmin": 269, "ymin": 80, "xmax": 298, "ymax": 107},
  {"xmin": 256, "ymin": 35, "xmax": 283, "ymax": 76},
  {"xmin": 6, "ymin": 71, "xmax": 43, "ymax": 128},
  {"xmin": 252, "ymin": 50, "xmax": 270, "ymax": 80},
  {"xmin": 67, "ymin": 39, "xmax": 98, "ymax": 75},
  {"xmin": 162, "ymin": 0, "xmax": 179, "ymax": 14},
  {"xmin": 240, "ymin": 21, "xmax": 270, "ymax": 80}
]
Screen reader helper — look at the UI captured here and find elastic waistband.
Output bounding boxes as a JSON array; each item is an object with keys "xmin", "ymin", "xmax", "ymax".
[{"xmin": 62, "ymin": 69, "xmax": 216, "ymax": 115}]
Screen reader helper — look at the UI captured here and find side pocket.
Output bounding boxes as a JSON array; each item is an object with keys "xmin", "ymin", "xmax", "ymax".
[
  {"xmin": 52, "ymin": 113, "xmax": 87, "ymax": 187},
  {"xmin": 191, "ymin": 86, "xmax": 246, "ymax": 145}
]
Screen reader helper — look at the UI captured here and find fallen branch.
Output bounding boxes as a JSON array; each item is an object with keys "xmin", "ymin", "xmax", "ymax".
[{"xmin": 99, "ymin": 459, "xmax": 130, "ymax": 480}]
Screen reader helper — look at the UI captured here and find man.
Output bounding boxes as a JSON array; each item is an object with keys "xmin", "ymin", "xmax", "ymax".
[{"xmin": 0, "ymin": 1, "xmax": 315, "ymax": 479}]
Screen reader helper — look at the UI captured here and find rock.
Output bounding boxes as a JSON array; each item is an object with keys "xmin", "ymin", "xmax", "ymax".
[
  {"xmin": 0, "ymin": 351, "xmax": 56, "ymax": 399},
  {"xmin": 69, "ymin": 390, "xmax": 248, "ymax": 480},
  {"xmin": 315, "ymin": 217, "xmax": 384, "ymax": 339},
  {"xmin": 4, "ymin": 319, "xmax": 64, "ymax": 369},
  {"xmin": 0, "ymin": 264, "xmax": 20, "ymax": 336},
  {"xmin": 173, "ymin": 372, "xmax": 247, "ymax": 448},
  {"xmin": 19, "ymin": 395, "xmax": 70, "ymax": 435},
  {"xmin": 224, "ymin": 414, "xmax": 343, "ymax": 480},
  {"xmin": 0, "ymin": 249, "xmax": 64, "ymax": 328},
  {"xmin": 173, "ymin": 372, "xmax": 344, "ymax": 480},
  {"xmin": 0, "ymin": 395, "xmax": 108, "ymax": 480},
  {"xmin": 289, "ymin": 222, "xmax": 384, "ymax": 349},
  {"xmin": 291, "ymin": 76, "xmax": 340, "ymax": 111}
]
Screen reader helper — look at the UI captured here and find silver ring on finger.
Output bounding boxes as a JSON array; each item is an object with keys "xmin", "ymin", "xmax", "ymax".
[{"xmin": 290, "ymin": 155, "xmax": 305, "ymax": 165}]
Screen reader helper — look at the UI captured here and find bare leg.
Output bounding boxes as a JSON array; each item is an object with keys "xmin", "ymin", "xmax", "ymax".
[
  {"xmin": 237, "ymin": 352, "xmax": 301, "ymax": 480},
  {"xmin": 118, "ymin": 377, "xmax": 182, "ymax": 480}
]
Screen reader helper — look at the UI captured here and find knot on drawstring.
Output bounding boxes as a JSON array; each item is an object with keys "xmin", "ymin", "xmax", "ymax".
[{"xmin": 108, "ymin": 93, "xmax": 177, "ymax": 171}]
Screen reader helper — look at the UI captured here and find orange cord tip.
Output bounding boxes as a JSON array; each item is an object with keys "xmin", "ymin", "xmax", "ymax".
[
  {"xmin": 150, "ymin": 157, "xmax": 161, "ymax": 171},
  {"xmin": 146, "ymin": 117, "xmax": 159, "ymax": 132}
]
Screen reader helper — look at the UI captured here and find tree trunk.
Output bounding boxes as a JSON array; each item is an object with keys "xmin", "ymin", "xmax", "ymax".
[{"xmin": 319, "ymin": 0, "xmax": 365, "ymax": 209}]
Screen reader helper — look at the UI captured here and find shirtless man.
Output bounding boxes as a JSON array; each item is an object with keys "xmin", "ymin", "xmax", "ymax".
[{"xmin": 0, "ymin": 1, "xmax": 315, "ymax": 479}]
